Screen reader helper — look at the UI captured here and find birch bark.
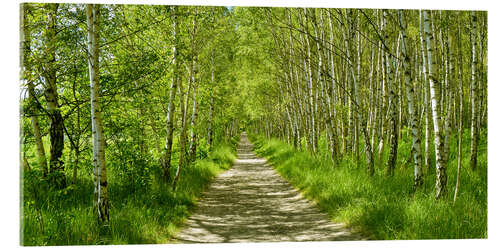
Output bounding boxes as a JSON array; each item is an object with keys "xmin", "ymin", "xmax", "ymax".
[
  {"xmin": 419, "ymin": 11, "xmax": 433, "ymax": 172},
  {"xmin": 399, "ymin": 10, "xmax": 423, "ymax": 189},
  {"xmin": 21, "ymin": 4, "xmax": 48, "ymax": 176},
  {"xmin": 207, "ymin": 49, "xmax": 215, "ymax": 150},
  {"xmin": 384, "ymin": 10, "xmax": 398, "ymax": 176},
  {"xmin": 454, "ymin": 16, "xmax": 464, "ymax": 202},
  {"xmin": 162, "ymin": 6, "xmax": 179, "ymax": 183},
  {"xmin": 43, "ymin": 3, "xmax": 66, "ymax": 188},
  {"xmin": 87, "ymin": 3, "xmax": 110, "ymax": 223},
  {"xmin": 470, "ymin": 11, "xmax": 479, "ymax": 171},
  {"xmin": 423, "ymin": 10, "xmax": 447, "ymax": 199}
]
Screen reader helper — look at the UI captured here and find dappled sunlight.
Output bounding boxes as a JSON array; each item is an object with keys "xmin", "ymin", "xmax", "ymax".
[
  {"xmin": 234, "ymin": 158, "xmax": 267, "ymax": 164},
  {"xmin": 174, "ymin": 133, "xmax": 365, "ymax": 243}
]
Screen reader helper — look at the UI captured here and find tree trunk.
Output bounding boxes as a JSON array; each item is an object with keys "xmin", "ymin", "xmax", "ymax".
[
  {"xmin": 173, "ymin": 72, "xmax": 190, "ymax": 191},
  {"xmin": 174, "ymin": 12, "xmax": 198, "ymax": 190},
  {"xmin": 207, "ymin": 49, "xmax": 215, "ymax": 150},
  {"xmin": 87, "ymin": 3, "xmax": 110, "ymax": 224},
  {"xmin": 399, "ymin": 10, "xmax": 423, "ymax": 190},
  {"xmin": 423, "ymin": 10, "xmax": 447, "ymax": 199},
  {"xmin": 454, "ymin": 17, "xmax": 464, "ymax": 203},
  {"xmin": 470, "ymin": 11, "xmax": 479, "ymax": 171},
  {"xmin": 42, "ymin": 3, "xmax": 66, "ymax": 189},
  {"xmin": 419, "ymin": 11, "xmax": 433, "ymax": 173},
  {"xmin": 303, "ymin": 9, "xmax": 317, "ymax": 154},
  {"xmin": 71, "ymin": 79, "xmax": 81, "ymax": 184},
  {"xmin": 384, "ymin": 10, "xmax": 398, "ymax": 176},
  {"xmin": 21, "ymin": 3, "xmax": 48, "ymax": 177},
  {"xmin": 189, "ymin": 62, "xmax": 199, "ymax": 162},
  {"xmin": 162, "ymin": 6, "xmax": 179, "ymax": 183}
]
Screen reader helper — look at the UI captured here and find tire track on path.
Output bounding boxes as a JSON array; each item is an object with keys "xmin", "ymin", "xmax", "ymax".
[{"xmin": 174, "ymin": 132, "xmax": 365, "ymax": 243}]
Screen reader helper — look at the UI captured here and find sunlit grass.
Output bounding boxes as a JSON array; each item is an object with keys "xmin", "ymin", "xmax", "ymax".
[
  {"xmin": 250, "ymin": 129, "xmax": 487, "ymax": 239},
  {"xmin": 21, "ymin": 135, "xmax": 239, "ymax": 245}
]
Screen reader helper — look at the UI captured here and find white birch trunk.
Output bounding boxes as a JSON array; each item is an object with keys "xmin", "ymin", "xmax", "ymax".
[
  {"xmin": 470, "ymin": 11, "xmax": 479, "ymax": 171},
  {"xmin": 399, "ymin": 10, "xmax": 423, "ymax": 189},
  {"xmin": 87, "ymin": 3, "xmax": 109, "ymax": 223},
  {"xmin": 43, "ymin": 3, "xmax": 66, "ymax": 188},
  {"xmin": 303, "ymin": 9, "xmax": 317, "ymax": 154},
  {"xmin": 423, "ymin": 10, "xmax": 447, "ymax": 199},
  {"xmin": 419, "ymin": 11, "xmax": 432, "ymax": 172},
  {"xmin": 207, "ymin": 49, "xmax": 215, "ymax": 149},
  {"xmin": 21, "ymin": 4, "xmax": 48, "ymax": 176},
  {"xmin": 189, "ymin": 62, "xmax": 199, "ymax": 162},
  {"xmin": 454, "ymin": 16, "xmax": 464, "ymax": 202},
  {"xmin": 383, "ymin": 10, "xmax": 398, "ymax": 176},
  {"xmin": 163, "ymin": 6, "xmax": 179, "ymax": 182}
]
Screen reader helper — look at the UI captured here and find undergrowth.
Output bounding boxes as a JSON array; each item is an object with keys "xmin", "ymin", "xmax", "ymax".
[
  {"xmin": 21, "ymin": 135, "xmax": 239, "ymax": 245},
  {"xmin": 250, "ymin": 129, "xmax": 487, "ymax": 240}
]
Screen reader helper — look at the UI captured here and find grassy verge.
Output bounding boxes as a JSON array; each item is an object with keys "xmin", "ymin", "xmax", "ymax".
[
  {"xmin": 249, "ymin": 130, "xmax": 487, "ymax": 240},
  {"xmin": 21, "ymin": 135, "xmax": 238, "ymax": 245}
]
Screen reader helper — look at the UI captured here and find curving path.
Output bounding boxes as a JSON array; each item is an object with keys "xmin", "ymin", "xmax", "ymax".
[{"xmin": 174, "ymin": 132, "xmax": 365, "ymax": 243}]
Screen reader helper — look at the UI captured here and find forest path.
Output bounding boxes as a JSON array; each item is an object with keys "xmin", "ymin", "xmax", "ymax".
[{"xmin": 174, "ymin": 132, "xmax": 365, "ymax": 243}]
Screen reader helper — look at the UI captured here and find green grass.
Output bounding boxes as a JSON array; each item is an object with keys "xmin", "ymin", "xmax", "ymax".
[
  {"xmin": 249, "ymin": 129, "xmax": 487, "ymax": 240},
  {"xmin": 21, "ymin": 135, "xmax": 239, "ymax": 246}
]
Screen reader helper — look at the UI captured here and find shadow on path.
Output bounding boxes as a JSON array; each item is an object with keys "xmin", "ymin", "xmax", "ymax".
[{"xmin": 174, "ymin": 132, "xmax": 366, "ymax": 243}]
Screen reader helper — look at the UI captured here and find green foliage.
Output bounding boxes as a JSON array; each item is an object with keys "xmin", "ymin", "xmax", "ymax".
[
  {"xmin": 21, "ymin": 3, "xmax": 244, "ymax": 245},
  {"xmin": 20, "ymin": 2, "xmax": 487, "ymax": 245},
  {"xmin": 249, "ymin": 130, "xmax": 487, "ymax": 239},
  {"xmin": 21, "ymin": 140, "xmax": 237, "ymax": 245}
]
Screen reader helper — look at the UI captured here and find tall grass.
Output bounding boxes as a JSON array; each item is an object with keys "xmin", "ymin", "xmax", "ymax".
[
  {"xmin": 21, "ymin": 135, "xmax": 239, "ymax": 245},
  {"xmin": 250, "ymin": 129, "xmax": 487, "ymax": 239}
]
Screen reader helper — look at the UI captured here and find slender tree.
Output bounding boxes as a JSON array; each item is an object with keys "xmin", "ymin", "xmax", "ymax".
[
  {"xmin": 423, "ymin": 10, "xmax": 447, "ymax": 199},
  {"xmin": 384, "ymin": 9, "xmax": 399, "ymax": 176},
  {"xmin": 162, "ymin": 6, "xmax": 179, "ymax": 183},
  {"xmin": 207, "ymin": 49, "xmax": 215, "ymax": 149},
  {"xmin": 399, "ymin": 9, "xmax": 423, "ymax": 190},
  {"xmin": 21, "ymin": 3, "xmax": 48, "ymax": 177},
  {"xmin": 454, "ymin": 14, "xmax": 464, "ymax": 202},
  {"xmin": 470, "ymin": 11, "xmax": 479, "ymax": 171},
  {"xmin": 42, "ymin": 3, "xmax": 66, "ymax": 189},
  {"xmin": 87, "ymin": 3, "xmax": 110, "ymax": 223}
]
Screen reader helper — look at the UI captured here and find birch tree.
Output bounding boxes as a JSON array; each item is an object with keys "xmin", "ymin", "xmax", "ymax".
[
  {"xmin": 454, "ymin": 13, "xmax": 464, "ymax": 202},
  {"xmin": 188, "ymin": 9, "xmax": 202, "ymax": 164},
  {"xmin": 207, "ymin": 49, "xmax": 215, "ymax": 150},
  {"xmin": 21, "ymin": 3, "xmax": 48, "ymax": 177},
  {"xmin": 87, "ymin": 3, "xmax": 110, "ymax": 223},
  {"xmin": 419, "ymin": 11, "xmax": 433, "ymax": 173},
  {"xmin": 423, "ymin": 10, "xmax": 447, "ymax": 199},
  {"xmin": 162, "ymin": 6, "xmax": 179, "ymax": 183},
  {"xmin": 42, "ymin": 3, "xmax": 66, "ymax": 189},
  {"xmin": 384, "ymin": 9, "xmax": 399, "ymax": 176},
  {"xmin": 399, "ymin": 10, "xmax": 423, "ymax": 189},
  {"xmin": 470, "ymin": 11, "xmax": 479, "ymax": 171},
  {"xmin": 188, "ymin": 62, "xmax": 199, "ymax": 162}
]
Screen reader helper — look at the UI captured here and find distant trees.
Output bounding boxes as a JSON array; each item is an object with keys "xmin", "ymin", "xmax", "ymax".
[{"xmin": 244, "ymin": 8, "xmax": 487, "ymax": 199}]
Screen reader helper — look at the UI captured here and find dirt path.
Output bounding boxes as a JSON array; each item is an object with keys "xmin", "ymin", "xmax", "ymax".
[{"xmin": 174, "ymin": 133, "xmax": 365, "ymax": 243}]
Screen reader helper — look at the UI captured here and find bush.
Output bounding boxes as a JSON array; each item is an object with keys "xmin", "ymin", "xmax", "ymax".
[{"xmin": 22, "ymin": 139, "xmax": 238, "ymax": 245}]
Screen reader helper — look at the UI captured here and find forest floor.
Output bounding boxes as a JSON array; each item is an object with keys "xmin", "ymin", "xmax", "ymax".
[{"xmin": 173, "ymin": 133, "xmax": 366, "ymax": 243}]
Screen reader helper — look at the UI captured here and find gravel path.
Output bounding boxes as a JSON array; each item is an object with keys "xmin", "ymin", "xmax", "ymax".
[{"xmin": 174, "ymin": 133, "xmax": 365, "ymax": 243}]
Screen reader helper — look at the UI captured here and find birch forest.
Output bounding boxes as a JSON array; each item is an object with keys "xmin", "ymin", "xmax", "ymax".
[{"xmin": 20, "ymin": 2, "xmax": 487, "ymax": 245}]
